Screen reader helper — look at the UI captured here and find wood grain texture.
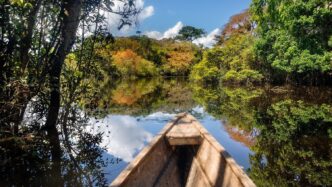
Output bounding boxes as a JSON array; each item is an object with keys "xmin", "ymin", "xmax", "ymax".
[{"xmin": 166, "ymin": 124, "xmax": 202, "ymax": 145}]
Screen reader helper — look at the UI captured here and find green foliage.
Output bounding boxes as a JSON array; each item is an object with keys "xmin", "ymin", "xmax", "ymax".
[
  {"xmin": 223, "ymin": 69, "xmax": 263, "ymax": 84},
  {"xmin": 191, "ymin": 34, "xmax": 263, "ymax": 85},
  {"xmin": 251, "ymin": 0, "xmax": 332, "ymax": 84},
  {"xmin": 328, "ymin": 35, "xmax": 332, "ymax": 48},
  {"xmin": 175, "ymin": 26, "xmax": 206, "ymax": 42},
  {"xmin": 266, "ymin": 100, "xmax": 332, "ymax": 142},
  {"xmin": 10, "ymin": 0, "xmax": 32, "ymax": 7},
  {"xmin": 190, "ymin": 48, "xmax": 222, "ymax": 82},
  {"xmin": 192, "ymin": 84, "xmax": 263, "ymax": 131}
]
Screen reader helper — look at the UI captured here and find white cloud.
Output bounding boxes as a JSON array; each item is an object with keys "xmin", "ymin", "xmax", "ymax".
[
  {"xmin": 162, "ymin": 22, "xmax": 184, "ymax": 39},
  {"xmin": 103, "ymin": 0, "xmax": 154, "ymax": 34},
  {"xmin": 193, "ymin": 28, "xmax": 221, "ymax": 48},
  {"xmin": 144, "ymin": 21, "xmax": 184, "ymax": 40},
  {"xmin": 138, "ymin": 5, "xmax": 154, "ymax": 21},
  {"xmin": 144, "ymin": 30, "xmax": 163, "ymax": 39},
  {"xmin": 144, "ymin": 23, "xmax": 220, "ymax": 48}
]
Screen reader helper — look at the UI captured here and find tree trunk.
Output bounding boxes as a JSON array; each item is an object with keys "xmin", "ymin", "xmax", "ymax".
[
  {"xmin": 44, "ymin": 0, "xmax": 82, "ymax": 186},
  {"xmin": 19, "ymin": 0, "xmax": 42, "ymax": 76}
]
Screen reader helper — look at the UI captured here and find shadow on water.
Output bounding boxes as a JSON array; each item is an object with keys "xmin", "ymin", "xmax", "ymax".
[{"xmin": 1, "ymin": 77, "xmax": 332, "ymax": 186}]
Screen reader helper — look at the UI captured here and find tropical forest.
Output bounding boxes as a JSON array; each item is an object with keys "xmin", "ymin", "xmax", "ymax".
[{"xmin": 0, "ymin": 0, "xmax": 331, "ymax": 186}]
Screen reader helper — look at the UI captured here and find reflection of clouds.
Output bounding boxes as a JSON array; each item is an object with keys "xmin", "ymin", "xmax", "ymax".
[
  {"xmin": 144, "ymin": 112, "xmax": 176, "ymax": 121},
  {"xmin": 192, "ymin": 106, "xmax": 205, "ymax": 114},
  {"xmin": 88, "ymin": 115, "xmax": 152, "ymax": 162}
]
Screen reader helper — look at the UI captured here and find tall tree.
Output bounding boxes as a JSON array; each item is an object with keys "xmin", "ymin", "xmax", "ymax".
[{"xmin": 176, "ymin": 26, "xmax": 206, "ymax": 42}]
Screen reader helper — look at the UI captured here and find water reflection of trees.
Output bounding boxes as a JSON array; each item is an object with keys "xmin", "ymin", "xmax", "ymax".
[
  {"xmin": 250, "ymin": 100, "xmax": 332, "ymax": 187},
  {"xmin": 192, "ymin": 85, "xmax": 262, "ymax": 133},
  {"xmin": 2, "ymin": 75, "xmax": 332, "ymax": 186},
  {"xmin": 82, "ymin": 78, "xmax": 196, "ymax": 116},
  {"xmin": 1, "ymin": 80, "xmax": 108, "ymax": 186},
  {"xmin": 191, "ymin": 84, "xmax": 332, "ymax": 186}
]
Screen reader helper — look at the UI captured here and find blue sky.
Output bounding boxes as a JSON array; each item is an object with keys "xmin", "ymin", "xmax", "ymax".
[
  {"xmin": 139, "ymin": 0, "xmax": 252, "ymax": 33},
  {"xmin": 107, "ymin": 0, "xmax": 252, "ymax": 47}
]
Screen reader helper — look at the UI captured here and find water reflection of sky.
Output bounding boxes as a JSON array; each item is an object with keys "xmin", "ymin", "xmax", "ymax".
[
  {"xmin": 88, "ymin": 108, "xmax": 253, "ymax": 184},
  {"xmin": 89, "ymin": 115, "xmax": 153, "ymax": 162}
]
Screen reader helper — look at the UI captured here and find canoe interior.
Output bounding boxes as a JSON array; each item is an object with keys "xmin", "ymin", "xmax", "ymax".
[{"xmin": 111, "ymin": 114, "xmax": 256, "ymax": 187}]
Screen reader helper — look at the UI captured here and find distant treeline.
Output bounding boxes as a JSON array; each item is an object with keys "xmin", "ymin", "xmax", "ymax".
[{"xmin": 91, "ymin": 36, "xmax": 202, "ymax": 78}]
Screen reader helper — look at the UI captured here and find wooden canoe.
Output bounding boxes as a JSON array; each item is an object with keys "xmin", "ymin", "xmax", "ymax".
[{"xmin": 110, "ymin": 113, "xmax": 256, "ymax": 187}]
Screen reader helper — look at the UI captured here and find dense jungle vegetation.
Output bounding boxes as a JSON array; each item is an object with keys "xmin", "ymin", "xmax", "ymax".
[
  {"xmin": 192, "ymin": 0, "xmax": 332, "ymax": 85},
  {"xmin": 0, "ymin": 0, "xmax": 331, "ymax": 186}
]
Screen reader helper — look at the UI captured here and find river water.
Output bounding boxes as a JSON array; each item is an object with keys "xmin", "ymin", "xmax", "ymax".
[
  {"xmin": 1, "ymin": 77, "xmax": 332, "ymax": 186},
  {"xmin": 86, "ymin": 78, "xmax": 332, "ymax": 186}
]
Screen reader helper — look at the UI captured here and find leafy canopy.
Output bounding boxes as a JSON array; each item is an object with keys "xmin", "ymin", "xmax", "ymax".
[{"xmin": 176, "ymin": 26, "xmax": 206, "ymax": 42}]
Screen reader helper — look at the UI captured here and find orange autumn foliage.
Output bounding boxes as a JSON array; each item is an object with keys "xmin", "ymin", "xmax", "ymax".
[
  {"xmin": 163, "ymin": 51, "xmax": 195, "ymax": 75},
  {"xmin": 112, "ymin": 49, "xmax": 157, "ymax": 77},
  {"xmin": 161, "ymin": 42, "xmax": 197, "ymax": 75}
]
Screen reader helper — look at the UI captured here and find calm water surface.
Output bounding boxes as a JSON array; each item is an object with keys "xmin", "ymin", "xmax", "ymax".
[
  {"xmin": 86, "ymin": 78, "xmax": 332, "ymax": 186},
  {"xmin": 1, "ymin": 78, "xmax": 332, "ymax": 186}
]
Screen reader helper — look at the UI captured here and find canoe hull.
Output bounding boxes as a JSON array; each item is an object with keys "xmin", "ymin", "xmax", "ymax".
[{"xmin": 110, "ymin": 114, "xmax": 255, "ymax": 187}]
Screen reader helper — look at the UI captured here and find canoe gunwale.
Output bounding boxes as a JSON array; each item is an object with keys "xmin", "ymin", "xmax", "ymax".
[{"xmin": 187, "ymin": 115, "xmax": 256, "ymax": 187}]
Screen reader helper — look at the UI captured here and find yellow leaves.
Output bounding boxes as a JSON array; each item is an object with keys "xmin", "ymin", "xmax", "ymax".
[
  {"xmin": 167, "ymin": 51, "xmax": 194, "ymax": 69},
  {"xmin": 10, "ymin": 0, "xmax": 32, "ymax": 8},
  {"xmin": 10, "ymin": 0, "xmax": 24, "ymax": 5},
  {"xmin": 111, "ymin": 79, "xmax": 158, "ymax": 106},
  {"xmin": 64, "ymin": 53, "xmax": 78, "ymax": 70}
]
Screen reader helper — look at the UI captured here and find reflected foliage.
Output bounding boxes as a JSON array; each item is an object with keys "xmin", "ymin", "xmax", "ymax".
[
  {"xmin": 250, "ymin": 100, "xmax": 332, "ymax": 187},
  {"xmin": 192, "ymin": 85, "xmax": 263, "ymax": 132},
  {"xmin": 81, "ymin": 78, "xmax": 196, "ymax": 116},
  {"xmin": 2, "ymin": 69, "xmax": 332, "ymax": 186},
  {"xmin": 0, "ymin": 98, "xmax": 107, "ymax": 186},
  {"xmin": 191, "ymin": 83, "xmax": 332, "ymax": 186}
]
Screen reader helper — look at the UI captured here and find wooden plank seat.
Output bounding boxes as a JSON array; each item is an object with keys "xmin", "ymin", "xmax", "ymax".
[{"xmin": 166, "ymin": 123, "xmax": 202, "ymax": 145}]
